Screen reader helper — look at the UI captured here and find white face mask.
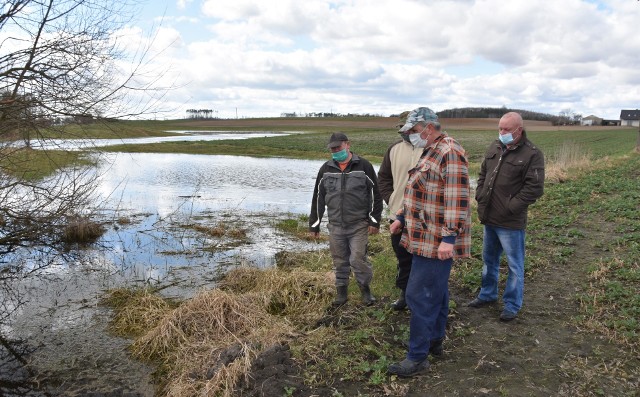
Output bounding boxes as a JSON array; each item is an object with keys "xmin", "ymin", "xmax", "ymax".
[
  {"xmin": 409, "ymin": 124, "xmax": 430, "ymax": 148},
  {"xmin": 409, "ymin": 132, "xmax": 428, "ymax": 148}
]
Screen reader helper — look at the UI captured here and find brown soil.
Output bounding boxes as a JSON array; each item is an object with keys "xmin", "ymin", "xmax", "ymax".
[{"xmin": 238, "ymin": 218, "xmax": 639, "ymax": 396}]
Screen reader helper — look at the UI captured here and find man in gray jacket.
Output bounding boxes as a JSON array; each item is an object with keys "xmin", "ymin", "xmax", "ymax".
[
  {"xmin": 468, "ymin": 112, "xmax": 545, "ymax": 321},
  {"xmin": 309, "ymin": 132, "xmax": 383, "ymax": 307}
]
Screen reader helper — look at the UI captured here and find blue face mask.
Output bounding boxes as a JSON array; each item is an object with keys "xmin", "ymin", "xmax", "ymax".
[
  {"xmin": 332, "ymin": 148, "xmax": 349, "ymax": 162},
  {"xmin": 499, "ymin": 133, "xmax": 514, "ymax": 145}
]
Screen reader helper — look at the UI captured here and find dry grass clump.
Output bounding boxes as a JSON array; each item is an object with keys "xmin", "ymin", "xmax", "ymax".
[
  {"xmin": 61, "ymin": 215, "xmax": 105, "ymax": 245},
  {"xmin": 104, "ymin": 288, "xmax": 173, "ymax": 337},
  {"xmin": 220, "ymin": 266, "xmax": 334, "ymax": 326},
  {"xmin": 546, "ymin": 141, "xmax": 592, "ymax": 183},
  {"xmin": 189, "ymin": 222, "xmax": 247, "ymax": 239},
  {"xmin": 274, "ymin": 249, "xmax": 333, "ymax": 272},
  {"xmin": 117, "ymin": 267, "xmax": 333, "ymax": 396},
  {"xmin": 190, "ymin": 223, "xmax": 225, "ymax": 237},
  {"xmin": 131, "ymin": 289, "xmax": 274, "ymax": 361}
]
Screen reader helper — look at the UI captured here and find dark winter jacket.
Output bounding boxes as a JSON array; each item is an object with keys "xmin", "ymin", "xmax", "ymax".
[
  {"xmin": 309, "ymin": 154, "xmax": 382, "ymax": 233},
  {"xmin": 476, "ymin": 131, "xmax": 545, "ymax": 229}
]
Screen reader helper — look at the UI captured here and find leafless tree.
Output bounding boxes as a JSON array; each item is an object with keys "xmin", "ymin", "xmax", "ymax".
[
  {"xmin": 0, "ymin": 0, "xmax": 168, "ymax": 254},
  {"xmin": 0, "ymin": 1, "xmax": 171, "ymax": 390}
]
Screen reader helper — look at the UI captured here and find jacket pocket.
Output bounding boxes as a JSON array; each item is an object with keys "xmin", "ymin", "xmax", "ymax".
[{"xmin": 323, "ymin": 174, "xmax": 340, "ymax": 192}]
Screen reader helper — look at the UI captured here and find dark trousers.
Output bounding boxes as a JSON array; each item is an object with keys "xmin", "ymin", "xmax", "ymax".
[
  {"xmin": 405, "ymin": 256, "xmax": 452, "ymax": 362},
  {"xmin": 390, "ymin": 231, "xmax": 413, "ymax": 291}
]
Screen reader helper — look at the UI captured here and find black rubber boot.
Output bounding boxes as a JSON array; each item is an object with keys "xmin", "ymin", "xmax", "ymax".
[
  {"xmin": 359, "ymin": 284, "xmax": 376, "ymax": 306},
  {"xmin": 332, "ymin": 286, "xmax": 348, "ymax": 307},
  {"xmin": 390, "ymin": 289, "xmax": 407, "ymax": 311},
  {"xmin": 429, "ymin": 338, "xmax": 444, "ymax": 357}
]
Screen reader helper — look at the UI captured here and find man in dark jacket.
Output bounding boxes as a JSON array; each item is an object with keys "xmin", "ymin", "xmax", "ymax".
[
  {"xmin": 468, "ymin": 112, "xmax": 545, "ymax": 322},
  {"xmin": 309, "ymin": 132, "xmax": 383, "ymax": 307}
]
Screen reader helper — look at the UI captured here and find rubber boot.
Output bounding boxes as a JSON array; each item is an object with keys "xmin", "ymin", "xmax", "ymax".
[
  {"xmin": 332, "ymin": 286, "xmax": 348, "ymax": 307},
  {"xmin": 429, "ymin": 338, "xmax": 444, "ymax": 357},
  {"xmin": 390, "ymin": 289, "xmax": 407, "ymax": 311},
  {"xmin": 359, "ymin": 284, "xmax": 376, "ymax": 306}
]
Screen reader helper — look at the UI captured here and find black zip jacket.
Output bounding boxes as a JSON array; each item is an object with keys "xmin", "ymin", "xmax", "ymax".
[
  {"xmin": 476, "ymin": 131, "xmax": 545, "ymax": 229},
  {"xmin": 309, "ymin": 153, "xmax": 382, "ymax": 233}
]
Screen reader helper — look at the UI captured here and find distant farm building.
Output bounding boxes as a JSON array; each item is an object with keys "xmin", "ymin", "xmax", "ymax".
[
  {"xmin": 581, "ymin": 115, "xmax": 602, "ymax": 126},
  {"xmin": 620, "ymin": 109, "xmax": 640, "ymax": 127}
]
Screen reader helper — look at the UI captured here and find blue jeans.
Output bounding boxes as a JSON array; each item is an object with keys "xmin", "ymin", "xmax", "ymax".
[
  {"xmin": 405, "ymin": 255, "xmax": 452, "ymax": 362},
  {"xmin": 477, "ymin": 224, "xmax": 526, "ymax": 314}
]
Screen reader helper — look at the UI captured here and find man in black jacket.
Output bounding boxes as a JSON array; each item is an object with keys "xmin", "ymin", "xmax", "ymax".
[
  {"xmin": 468, "ymin": 112, "xmax": 545, "ymax": 322},
  {"xmin": 309, "ymin": 132, "xmax": 383, "ymax": 307}
]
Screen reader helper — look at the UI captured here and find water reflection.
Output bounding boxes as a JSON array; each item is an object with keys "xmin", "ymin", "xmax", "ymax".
[
  {"xmin": 91, "ymin": 153, "xmax": 330, "ymax": 284},
  {"xmin": 0, "ymin": 152, "xmax": 335, "ymax": 396}
]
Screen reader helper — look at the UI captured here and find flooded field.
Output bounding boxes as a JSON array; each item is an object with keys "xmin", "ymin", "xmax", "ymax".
[{"xmin": 0, "ymin": 147, "xmax": 339, "ymax": 396}]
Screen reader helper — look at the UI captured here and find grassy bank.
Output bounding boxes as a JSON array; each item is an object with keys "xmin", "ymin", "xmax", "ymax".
[
  {"xmin": 100, "ymin": 128, "xmax": 637, "ymax": 167},
  {"xmin": 0, "ymin": 147, "xmax": 93, "ymax": 180}
]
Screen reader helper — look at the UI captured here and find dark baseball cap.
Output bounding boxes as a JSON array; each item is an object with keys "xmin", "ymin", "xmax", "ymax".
[{"xmin": 327, "ymin": 132, "xmax": 349, "ymax": 148}]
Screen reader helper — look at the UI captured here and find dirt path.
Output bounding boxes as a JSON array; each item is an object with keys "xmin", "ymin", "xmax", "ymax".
[
  {"xmin": 396, "ymin": 218, "xmax": 633, "ymax": 396},
  {"xmin": 239, "ymin": 213, "xmax": 636, "ymax": 396}
]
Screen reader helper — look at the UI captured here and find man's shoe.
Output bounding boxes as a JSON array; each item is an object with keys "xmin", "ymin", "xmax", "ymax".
[
  {"xmin": 332, "ymin": 286, "xmax": 348, "ymax": 307},
  {"xmin": 390, "ymin": 290, "xmax": 407, "ymax": 311},
  {"xmin": 358, "ymin": 284, "xmax": 376, "ymax": 306},
  {"xmin": 467, "ymin": 298, "xmax": 496, "ymax": 308},
  {"xmin": 500, "ymin": 310, "xmax": 517, "ymax": 322},
  {"xmin": 429, "ymin": 338, "xmax": 444, "ymax": 357},
  {"xmin": 388, "ymin": 358, "xmax": 430, "ymax": 377}
]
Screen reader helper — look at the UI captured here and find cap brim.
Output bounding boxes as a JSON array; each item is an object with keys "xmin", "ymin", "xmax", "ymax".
[
  {"xmin": 398, "ymin": 122, "xmax": 415, "ymax": 133},
  {"xmin": 327, "ymin": 142, "xmax": 344, "ymax": 148}
]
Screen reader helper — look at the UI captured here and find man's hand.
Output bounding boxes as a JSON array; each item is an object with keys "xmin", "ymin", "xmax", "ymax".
[
  {"xmin": 308, "ymin": 231, "xmax": 320, "ymax": 239},
  {"xmin": 368, "ymin": 226, "xmax": 379, "ymax": 235},
  {"xmin": 389, "ymin": 220, "xmax": 403, "ymax": 235},
  {"xmin": 437, "ymin": 241, "xmax": 454, "ymax": 260}
]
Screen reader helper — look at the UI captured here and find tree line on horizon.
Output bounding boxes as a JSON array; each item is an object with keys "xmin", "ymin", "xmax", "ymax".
[{"xmin": 434, "ymin": 107, "xmax": 582, "ymax": 125}]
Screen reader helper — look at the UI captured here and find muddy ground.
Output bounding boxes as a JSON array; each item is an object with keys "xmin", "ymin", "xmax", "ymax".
[{"xmin": 237, "ymin": 217, "xmax": 638, "ymax": 396}]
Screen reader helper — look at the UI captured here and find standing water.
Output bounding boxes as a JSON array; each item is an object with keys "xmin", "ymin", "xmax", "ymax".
[{"xmin": 0, "ymin": 148, "xmax": 347, "ymax": 396}]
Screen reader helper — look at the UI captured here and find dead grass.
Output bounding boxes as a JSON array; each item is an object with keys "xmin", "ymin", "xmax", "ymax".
[
  {"xmin": 61, "ymin": 216, "xmax": 105, "ymax": 245},
  {"xmin": 104, "ymin": 288, "xmax": 174, "ymax": 337},
  {"xmin": 107, "ymin": 266, "xmax": 334, "ymax": 396},
  {"xmin": 186, "ymin": 222, "xmax": 247, "ymax": 239},
  {"xmin": 545, "ymin": 141, "xmax": 593, "ymax": 183}
]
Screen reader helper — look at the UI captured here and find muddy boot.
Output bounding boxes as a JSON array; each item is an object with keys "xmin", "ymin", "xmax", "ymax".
[
  {"xmin": 390, "ymin": 289, "xmax": 407, "ymax": 311},
  {"xmin": 429, "ymin": 338, "xmax": 444, "ymax": 357},
  {"xmin": 359, "ymin": 284, "xmax": 376, "ymax": 306},
  {"xmin": 332, "ymin": 286, "xmax": 348, "ymax": 307}
]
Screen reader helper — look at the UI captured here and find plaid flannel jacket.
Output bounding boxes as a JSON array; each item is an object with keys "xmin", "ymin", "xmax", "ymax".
[{"xmin": 400, "ymin": 134, "xmax": 471, "ymax": 259}]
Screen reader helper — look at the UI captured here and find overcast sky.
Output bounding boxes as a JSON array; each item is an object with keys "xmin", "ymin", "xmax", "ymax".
[{"xmin": 128, "ymin": 0, "xmax": 640, "ymax": 120}]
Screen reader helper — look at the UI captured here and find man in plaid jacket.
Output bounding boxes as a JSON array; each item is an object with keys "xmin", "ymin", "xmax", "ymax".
[{"xmin": 387, "ymin": 107, "xmax": 471, "ymax": 377}]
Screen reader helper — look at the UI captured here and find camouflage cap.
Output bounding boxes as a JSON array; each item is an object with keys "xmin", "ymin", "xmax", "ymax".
[
  {"xmin": 395, "ymin": 110, "xmax": 410, "ymax": 129},
  {"xmin": 397, "ymin": 107, "xmax": 439, "ymax": 133}
]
